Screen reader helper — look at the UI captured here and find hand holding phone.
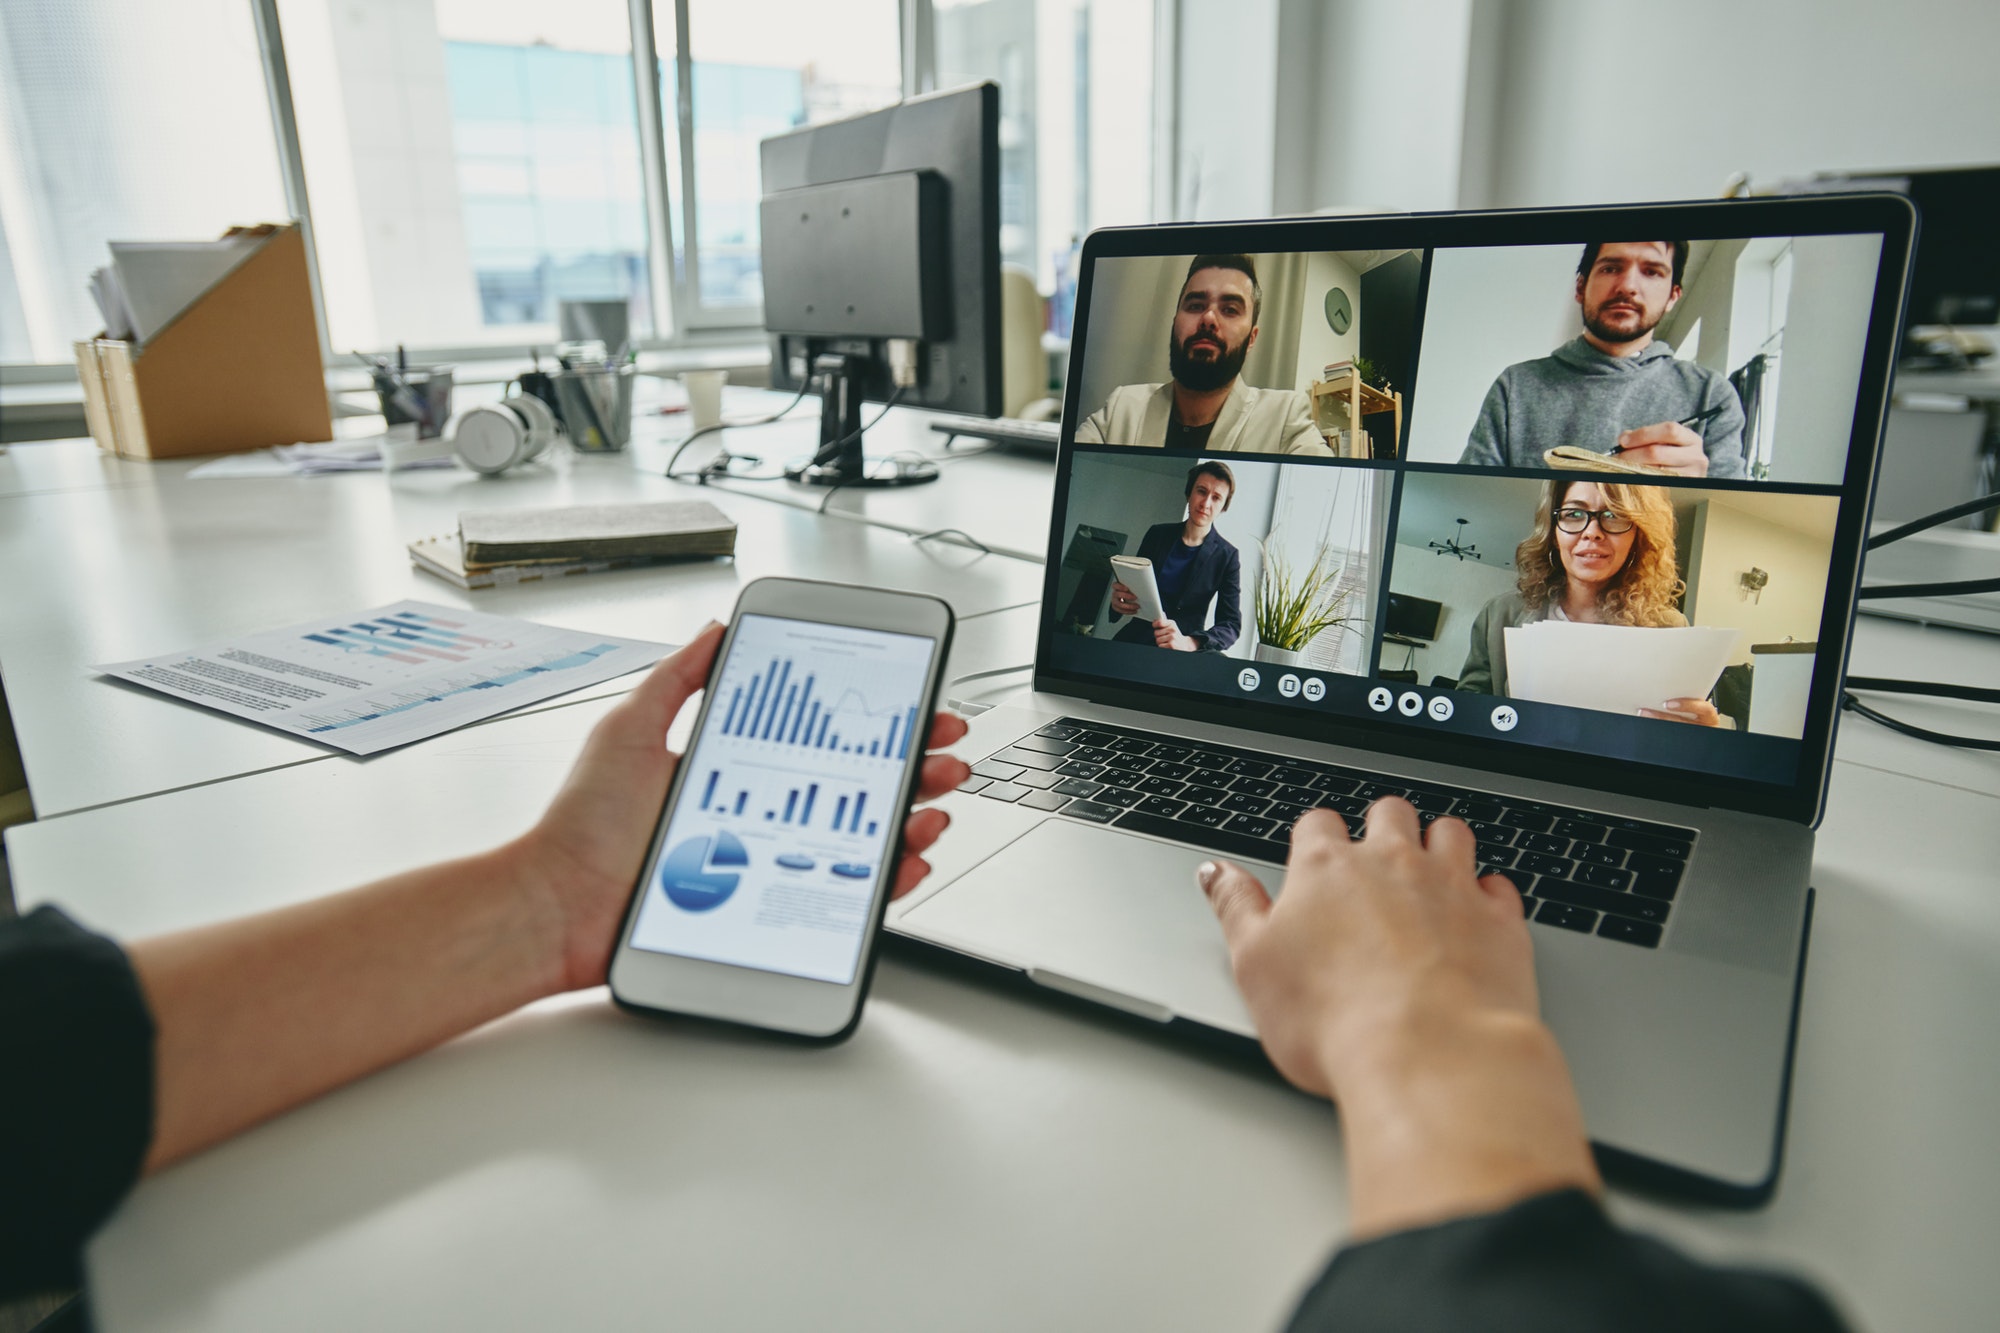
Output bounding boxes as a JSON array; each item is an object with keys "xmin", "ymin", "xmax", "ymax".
[{"xmin": 608, "ymin": 579, "xmax": 957, "ymax": 1040}]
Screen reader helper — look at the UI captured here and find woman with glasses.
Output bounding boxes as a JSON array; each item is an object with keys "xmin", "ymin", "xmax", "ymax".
[{"xmin": 1456, "ymin": 479, "xmax": 1721, "ymax": 726}]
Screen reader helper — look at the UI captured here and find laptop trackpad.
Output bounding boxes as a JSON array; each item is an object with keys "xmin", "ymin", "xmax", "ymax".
[{"xmin": 900, "ymin": 819, "xmax": 1260, "ymax": 1034}]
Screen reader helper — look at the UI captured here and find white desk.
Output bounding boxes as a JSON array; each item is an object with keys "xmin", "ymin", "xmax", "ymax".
[
  {"xmin": 0, "ymin": 438, "xmax": 1042, "ymax": 816},
  {"xmin": 6, "ymin": 618, "xmax": 2000, "ymax": 1332}
]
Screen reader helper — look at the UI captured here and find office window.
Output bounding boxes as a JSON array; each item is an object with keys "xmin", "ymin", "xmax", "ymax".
[
  {"xmin": 935, "ymin": 0, "xmax": 1155, "ymax": 292},
  {"xmin": 0, "ymin": 1, "xmax": 288, "ymax": 363},
  {"xmin": 277, "ymin": 0, "xmax": 653, "ymax": 351},
  {"xmin": 655, "ymin": 1, "xmax": 903, "ymax": 319}
]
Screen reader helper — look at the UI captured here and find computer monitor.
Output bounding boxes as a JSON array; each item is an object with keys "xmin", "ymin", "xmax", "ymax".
[
  {"xmin": 759, "ymin": 82, "xmax": 1002, "ymax": 489},
  {"xmin": 1784, "ymin": 165, "xmax": 2000, "ymax": 331}
]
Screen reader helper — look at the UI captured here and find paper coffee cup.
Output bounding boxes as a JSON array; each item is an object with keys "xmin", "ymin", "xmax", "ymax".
[{"xmin": 681, "ymin": 369, "xmax": 728, "ymax": 430}]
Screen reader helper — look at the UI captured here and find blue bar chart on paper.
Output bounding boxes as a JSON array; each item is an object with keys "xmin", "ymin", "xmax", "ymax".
[{"xmin": 628, "ymin": 612, "xmax": 940, "ymax": 986}]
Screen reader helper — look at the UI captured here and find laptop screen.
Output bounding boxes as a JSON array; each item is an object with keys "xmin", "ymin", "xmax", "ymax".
[{"xmin": 1040, "ymin": 202, "xmax": 1912, "ymax": 819}]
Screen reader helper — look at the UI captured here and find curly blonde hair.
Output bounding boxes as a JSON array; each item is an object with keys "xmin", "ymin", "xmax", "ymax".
[{"xmin": 1514, "ymin": 480, "xmax": 1686, "ymax": 626}]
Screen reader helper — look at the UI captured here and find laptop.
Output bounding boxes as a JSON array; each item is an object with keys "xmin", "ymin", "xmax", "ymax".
[{"xmin": 887, "ymin": 196, "xmax": 1915, "ymax": 1205}]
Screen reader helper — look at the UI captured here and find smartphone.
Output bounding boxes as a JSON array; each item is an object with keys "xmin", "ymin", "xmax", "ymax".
[{"xmin": 608, "ymin": 578, "xmax": 954, "ymax": 1041}]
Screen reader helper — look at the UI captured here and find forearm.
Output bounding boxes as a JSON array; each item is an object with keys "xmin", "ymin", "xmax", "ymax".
[
  {"xmin": 130, "ymin": 839, "xmax": 565, "ymax": 1172},
  {"xmin": 1332, "ymin": 1009, "xmax": 1600, "ymax": 1240}
]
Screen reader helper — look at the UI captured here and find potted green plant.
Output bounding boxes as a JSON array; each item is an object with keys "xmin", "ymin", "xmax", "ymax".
[{"xmin": 1252, "ymin": 538, "xmax": 1356, "ymax": 666}]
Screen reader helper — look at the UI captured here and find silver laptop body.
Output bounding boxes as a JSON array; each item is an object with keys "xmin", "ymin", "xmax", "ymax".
[{"xmin": 889, "ymin": 197, "xmax": 1916, "ymax": 1203}]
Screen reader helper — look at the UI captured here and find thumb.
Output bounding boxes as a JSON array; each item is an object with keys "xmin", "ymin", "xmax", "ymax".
[
  {"xmin": 603, "ymin": 621, "xmax": 724, "ymax": 743},
  {"xmin": 1197, "ymin": 859, "xmax": 1272, "ymax": 952}
]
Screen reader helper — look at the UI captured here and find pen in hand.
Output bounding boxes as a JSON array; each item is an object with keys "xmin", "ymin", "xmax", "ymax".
[{"xmin": 1608, "ymin": 404, "xmax": 1727, "ymax": 455}]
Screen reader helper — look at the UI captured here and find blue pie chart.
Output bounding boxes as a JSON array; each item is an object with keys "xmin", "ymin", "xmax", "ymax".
[
  {"xmin": 830, "ymin": 863, "xmax": 872, "ymax": 880},
  {"xmin": 776, "ymin": 853, "xmax": 814, "ymax": 871},
  {"xmin": 660, "ymin": 830, "xmax": 749, "ymax": 911}
]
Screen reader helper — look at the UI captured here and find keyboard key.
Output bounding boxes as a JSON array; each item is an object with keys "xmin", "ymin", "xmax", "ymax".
[
  {"xmin": 1177, "ymin": 804, "xmax": 1231, "ymax": 829},
  {"xmin": 1501, "ymin": 809, "xmax": 1555, "ymax": 833},
  {"xmin": 1516, "ymin": 853, "xmax": 1575, "ymax": 878},
  {"xmin": 1104, "ymin": 752, "xmax": 1153, "ymax": 772},
  {"xmin": 1608, "ymin": 828, "xmax": 1693, "ymax": 859},
  {"xmin": 1573, "ymin": 863, "xmax": 1634, "ymax": 891},
  {"xmin": 1020, "ymin": 790, "xmax": 1070, "ymax": 812},
  {"xmin": 1074, "ymin": 730, "xmax": 1117, "ymax": 748},
  {"xmin": 1230, "ymin": 776, "xmax": 1278, "ymax": 798},
  {"xmin": 1485, "ymin": 867, "xmax": 1534, "ymax": 894},
  {"xmin": 1138, "ymin": 796, "xmax": 1186, "ymax": 818},
  {"xmin": 1273, "ymin": 784, "xmax": 1320, "ymax": 806},
  {"xmin": 1404, "ymin": 791, "xmax": 1454, "ymax": 813},
  {"xmin": 1055, "ymin": 760, "xmax": 1106, "ymax": 780},
  {"xmin": 1535, "ymin": 880, "xmax": 1668, "ymax": 924},
  {"xmin": 1574, "ymin": 843, "xmax": 1625, "ymax": 867},
  {"xmin": 1313, "ymin": 773, "xmax": 1361, "ymax": 795},
  {"xmin": 1097, "ymin": 768, "xmax": 1145, "ymax": 789},
  {"xmin": 996, "ymin": 747, "xmax": 1063, "ymax": 772},
  {"xmin": 1109, "ymin": 736, "xmax": 1156, "ymax": 755},
  {"xmin": 1534, "ymin": 901, "xmax": 1598, "ymax": 932},
  {"xmin": 1518, "ymin": 832, "xmax": 1570, "ymax": 856},
  {"xmin": 1091, "ymin": 786, "xmax": 1144, "ymax": 808},
  {"xmin": 1477, "ymin": 845, "xmax": 1518, "ymax": 867},
  {"xmin": 1135, "ymin": 776, "xmax": 1185, "ymax": 797},
  {"xmin": 1064, "ymin": 799, "xmax": 1122, "ymax": 823},
  {"xmin": 972, "ymin": 759, "xmax": 1025, "ymax": 781},
  {"xmin": 1453, "ymin": 800, "xmax": 1504, "ymax": 823},
  {"xmin": 1628, "ymin": 865, "xmax": 1683, "ymax": 901},
  {"xmin": 1148, "ymin": 744, "xmax": 1193, "ymax": 762},
  {"xmin": 1014, "ymin": 770, "xmax": 1061, "ymax": 790},
  {"xmin": 1269, "ymin": 766, "xmax": 1317, "ymax": 787},
  {"xmin": 1220, "ymin": 793, "xmax": 1271, "ymax": 816},
  {"xmin": 1598, "ymin": 916, "xmax": 1664, "ymax": 948},
  {"xmin": 1011, "ymin": 735, "xmax": 1076, "ymax": 757},
  {"xmin": 1181, "ymin": 783, "xmax": 1231, "ymax": 807},
  {"xmin": 1186, "ymin": 749, "xmax": 1232, "ymax": 770},
  {"xmin": 1035, "ymin": 723, "xmax": 1082, "ymax": 740},
  {"xmin": 1069, "ymin": 746, "xmax": 1115, "ymax": 765},
  {"xmin": 1356, "ymin": 781, "xmax": 1406, "ymax": 801},
  {"xmin": 957, "ymin": 775, "xmax": 992, "ymax": 794},
  {"xmin": 1224, "ymin": 758, "xmax": 1274, "ymax": 778},
  {"xmin": 1149, "ymin": 761, "xmax": 1196, "ymax": 781},
  {"xmin": 1316, "ymin": 793, "xmax": 1367, "ymax": 816},
  {"xmin": 1224, "ymin": 813, "xmax": 1278, "ymax": 838},
  {"xmin": 981, "ymin": 782, "xmax": 1028, "ymax": 803},
  {"xmin": 1114, "ymin": 809, "xmax": 1284, "ymax": 864},
  {"xmin": 1266, "ymin": 802, "xmax": 1309, "ymax": 826},
  {"xmin": 1054, "ymin": 777, "xmax": 1104, "ymax": 799},
  {"xmin": 1464, "ymin": 821, "xmax": 1513, "ymax": 845},
  {"xmin": 1554, "ymin": 819, "xmax": 1608, "ymax": 843}
]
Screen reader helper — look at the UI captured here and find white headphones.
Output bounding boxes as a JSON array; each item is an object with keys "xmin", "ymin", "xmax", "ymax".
[{"xmin": 450, "ymin": 390, "xmax": 559, "ymax": 475}]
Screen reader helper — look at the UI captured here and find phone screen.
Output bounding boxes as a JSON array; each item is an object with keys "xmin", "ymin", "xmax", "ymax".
[{"xmin": 626, "ymin": 613, "xmax": 941, "ymax": 985}]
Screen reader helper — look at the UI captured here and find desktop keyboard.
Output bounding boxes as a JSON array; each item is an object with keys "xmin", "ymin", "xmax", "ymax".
[
  {"xmin": 959, "ymin": 717, "xmax": 1692, "ymax": 949},
  {"xmin": 928, "ymin": 415, "xmax": 1061, "ymax": 452}
]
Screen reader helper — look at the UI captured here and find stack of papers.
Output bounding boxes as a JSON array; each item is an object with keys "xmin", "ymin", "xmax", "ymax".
[
  {"xmin": 187, "ymin": 429, "xmax": 456, "ymax": 479},
  {"xmin": 89, "ymin": 235, "xmax": 262, "ymax": 343},
  {"xmin": 1503, "ymin": 622, "xmax": 1740, "ymax": 716}
]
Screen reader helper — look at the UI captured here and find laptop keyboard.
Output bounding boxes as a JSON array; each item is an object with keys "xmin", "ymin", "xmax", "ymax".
[{"xmin": 958, "ymin": 717, "xmax": 1692, "ymax": 949}]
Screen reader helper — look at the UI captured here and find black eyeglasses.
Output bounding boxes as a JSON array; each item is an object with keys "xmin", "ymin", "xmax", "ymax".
[{"xmin": 1553, "ymin": 506, "xmax": 1635, "ymax": 535}]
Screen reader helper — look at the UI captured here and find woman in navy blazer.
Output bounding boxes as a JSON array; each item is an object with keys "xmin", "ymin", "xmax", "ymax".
[{"xmin": 1109, "ymin": 461, "xmax": 1243, "ymax": 652}]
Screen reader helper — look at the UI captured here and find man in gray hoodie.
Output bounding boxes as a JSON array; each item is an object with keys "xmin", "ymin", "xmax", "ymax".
[{"xmin": 1458, "ymin": 241, "xmax": 1746, "ymax": 478}]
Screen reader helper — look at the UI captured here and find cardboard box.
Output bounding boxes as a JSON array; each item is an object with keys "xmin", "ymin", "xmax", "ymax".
[{"xmin": 74, "ymin": 223, "xmax": 331, "ymax": 459}]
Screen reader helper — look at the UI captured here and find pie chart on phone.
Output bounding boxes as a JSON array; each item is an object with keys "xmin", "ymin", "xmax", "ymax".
[{"xmin": 659, "ymin": 831, "xmax": 749, "ymax": 911}]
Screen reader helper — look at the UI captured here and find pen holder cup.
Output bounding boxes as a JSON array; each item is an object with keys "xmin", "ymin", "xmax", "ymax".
[
  {"xmin": 553, "ymin": 364, "xmax": 636, "ymax": 452},
  {"xmin": 379, "ymin": 367, "xmax": 454, "ymax": 439}
]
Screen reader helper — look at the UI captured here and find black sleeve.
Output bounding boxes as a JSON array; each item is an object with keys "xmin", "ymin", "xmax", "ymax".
[
  {"xmin": 0, "ymin": 906, "xmax": 155, "ymax": 1301},
  {"xmin": 1285, "ymin": 1188, "xmax": 1849, "ymax": 1333}
]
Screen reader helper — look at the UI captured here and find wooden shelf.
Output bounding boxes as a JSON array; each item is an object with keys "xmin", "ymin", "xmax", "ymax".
[{"xmin": 1309, "ymin": 371, "xmax": 1404, "ymax": 458}]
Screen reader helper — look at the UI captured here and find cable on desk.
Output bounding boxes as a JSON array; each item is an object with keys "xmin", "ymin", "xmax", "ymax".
[
  {"xmin": 811, "ymin": 390, "xmax": 908, "ymax": 513},
  {"xmin": 1841, "ymin": 676, "xmax": 2000, "ymax": 751},
  {"xmin": 662, "ymin": 381, "xmax": 812, "ymax": 481},
  {"xmin": 911, "ymin": 528, "xmax": 994, "ymax": 555}
]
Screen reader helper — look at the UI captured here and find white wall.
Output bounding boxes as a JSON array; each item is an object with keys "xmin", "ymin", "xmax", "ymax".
[
  {"xmin": 1472, "ymin": 0, "xmax": 2000, "ymax": 208},
  {"xmin": 1176, "ymin": 0, "xmax": 1279, "ymax": 220},
  {"xmin": 1303, "ymin": 0, "xmax": 1476, "ymax": 213},
  {"xmin": 1403, "ymin": 243, "xmax": 1582, "ymax": 463},
  {"xmin": 1292, "ymin": 251, "xmax": 1361, "ymax": 387},
  {"xmin": 1768, "ymin": 233, "xmax": 1884, "ymax": 484},
  {"xmin": 1385, "ymin": 544, "xmax": 1519, "ymax": 683},
  {"xmin": 1683, "ymin": 498, "xmax": 1834, "ymax": 666}
]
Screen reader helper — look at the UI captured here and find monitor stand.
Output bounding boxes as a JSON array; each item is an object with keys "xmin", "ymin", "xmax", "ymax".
[{"xmin": 784, "ymin": 353, "xmax": 939, "ymax": 489}]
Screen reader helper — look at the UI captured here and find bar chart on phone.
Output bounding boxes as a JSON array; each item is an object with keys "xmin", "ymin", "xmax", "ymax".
[{"xmin": 629, "ymin": 612, "xmax": 940, "ymax": 984}]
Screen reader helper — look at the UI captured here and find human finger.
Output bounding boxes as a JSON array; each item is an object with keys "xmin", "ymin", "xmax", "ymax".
[
  {"xmin": 1361, "ymin": 795, "xmax": 1421, "ymax": 844},
  {"xmin": 914, "ymin": 753, "xmax": 972, "ymax": 802},
  {"xmin": 889, "ymin": 853, "xmax": 934, "ymax": 900},
  {"xmin": 596, "ymin": 622, "xmax": 724, "ymax": 745},
  {"xmin": 1197, "ymin": 859, "xmax": 1272, "ymax": 953},
  {"xmin": 1423, "ymin": 815, "xmax": 1478, "ymax": 866},
  {"xmin": 1289, "ymin": 807, "xmax": 1356, "ymax": 860},
  {"xmin": 900, "ymin": 805, "xmax": 950, "ymax": 856},
  {"xmin": 1479, "ymin": 871, "xmax": 1531, "ymax": 912},
  {"xmin": 926, "ymin": 711, "xmax": 969, "ymax": 750}
]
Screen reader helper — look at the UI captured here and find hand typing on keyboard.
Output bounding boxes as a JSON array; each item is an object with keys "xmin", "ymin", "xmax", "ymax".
[{"xmin": 1197, "ymin": 798, "xmax": 1601, "ymax": 1240}]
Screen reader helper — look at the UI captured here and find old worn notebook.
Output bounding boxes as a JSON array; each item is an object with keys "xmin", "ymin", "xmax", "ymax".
[{"xmin": 457, "ymin": 500, "xmax": 737, "ymax": 565}]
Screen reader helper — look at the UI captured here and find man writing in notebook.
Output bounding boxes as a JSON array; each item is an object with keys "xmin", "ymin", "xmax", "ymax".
[
  {"xmin": 1457, "ymin": 241, "xmax": 1747, "ymax": 478},
  {"xmin": 1077, "ymin": 255, "xmax": 1326, "ymax": 457}
]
